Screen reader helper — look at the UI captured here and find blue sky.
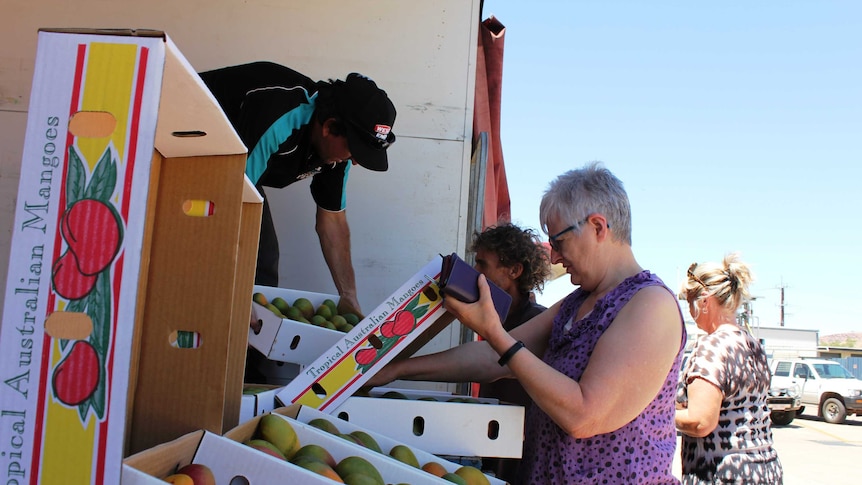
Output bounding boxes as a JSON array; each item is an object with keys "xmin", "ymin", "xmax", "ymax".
[{"xmin": 484, "ymin": 1, "xmax": 861, "ymax": 335}]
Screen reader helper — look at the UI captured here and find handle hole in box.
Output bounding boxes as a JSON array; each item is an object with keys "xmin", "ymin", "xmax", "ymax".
[
  {"xmin": 228, "ymin": 476, "xmax": 250, "ymax": 485},
  {"xmin": 182, "ymin": 199, "xmax": 215, "ymax": 217},
  {"xmin": 311, "ymin": 383, "xmax": 328, "ymax": 399},
  {"xmin": 69, "ymin": 111, "xmax": 117, "ymax": 138},
  {"xmin": 367, "ymin": 334, "xmax": 383, "ymax": 349},
  {"xmin": 172, "ymin": 130, "xmax": 207, "ymax": 138},
  {"xmin": 412, "ymin": 416, "xmax": 425, "ymax": 436},
  {"xmin": 170, "ymin": 330, "xmax": 201, "ymax": 349},
  {"xmin": 290, "ymin": 335, "xmax": 301, "ymax": 350},
  {"xmin": 336, "ymin": 411, "xmax": 350, "ymax": 421},
  {"xmin": 487, "ymin": 420, "xmax": 500, "ymax": 440},
  {"xmin": 251, "ymin": 318, "xmax": 263, "ymax": 335}
]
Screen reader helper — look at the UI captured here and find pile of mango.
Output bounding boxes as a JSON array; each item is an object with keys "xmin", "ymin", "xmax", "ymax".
[
  {"xmin": 253, "ymin": 293, "xmax": 360, "ymax": 333},
  {"xmin": 305, "ymin": 416, "xmax": 491, "ymax": 485},
  {"xmin": 242, "ymin": 414, "xmax": 490, "ymax": 485}
]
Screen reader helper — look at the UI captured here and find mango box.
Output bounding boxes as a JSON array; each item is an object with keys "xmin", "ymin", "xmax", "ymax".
[
  {"xmin": 224, "ymin": 405, "xmax": 456, "ymax": 485},
  {"xmin": 0, "ymin": 28, "xmax": 261, "ymax": 484},
  {"xmin": 240, "ymin": 384, "xmax": 284, "ymax": 424},
  {"xmin": 333, "ymin": 395, "xmax": 525, "ymax": 458},
  {"xmin": 122, "ymin": 427, "xmax": 334, "ymax": 485},
  {"xmin": 248, "ymin": 285, "xmax": 344, "ymax": 364},
  {"xmin": 277, "ymin": 256, "xmax": 456, "ymax": 413},
  {"xmin": 294, "ymin": 405, "xmax": 506, "ymax": 485}
]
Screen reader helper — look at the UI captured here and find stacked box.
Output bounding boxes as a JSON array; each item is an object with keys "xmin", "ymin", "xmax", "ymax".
[
  {"xmin": 0, "ymin": 28, "xmax": 261, "ymax": 483},
  {"xmin": 333, "ymin": 393, "xmax": 525, "ymax": 458},
  {"xmin": 294, "ymin": 405, "xmax": 506, "ymax": 484},
  {"xmin": 248, "ymin": 285, "xmax": 344, "ymax": 364},
  {"xmin": 240, "ymin": 384, "xmax": 284, "ymax": 423},
  {"xmin": 223, "ymin": 405, "xmax": 462, "ymax": 484}
]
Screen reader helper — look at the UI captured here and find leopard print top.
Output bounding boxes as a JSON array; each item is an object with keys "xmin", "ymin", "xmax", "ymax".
[{"xmin": 677, "ymin": 325, "xmax": 783, "ymax": 484}]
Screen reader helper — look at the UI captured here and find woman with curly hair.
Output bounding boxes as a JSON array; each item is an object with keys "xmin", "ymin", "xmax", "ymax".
[
  {"xmin": 471, "ymin": 223, "xmax": 551, "ymax": 483},
  {"xmin": 676, "ymin": 254, "xmax": 783, "ymax": 484}
]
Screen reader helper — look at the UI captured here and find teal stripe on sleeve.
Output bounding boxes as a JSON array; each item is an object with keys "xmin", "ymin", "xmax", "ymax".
[
  {"xmin": 340, "ymin": 162, "xmax": 351, "ymax": 209},
  {"xmin": 246, "ymin": 95, "xmax": 317, "ymax": 184}
]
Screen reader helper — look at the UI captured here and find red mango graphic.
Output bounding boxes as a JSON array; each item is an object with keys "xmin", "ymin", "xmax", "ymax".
[
  {"xmin": 52, "ymin": 340, "xmax": 100, "ymax": 406},
  {"xmin": 61, "ymin": 199, "xmax": 123, "ymax": 276}
]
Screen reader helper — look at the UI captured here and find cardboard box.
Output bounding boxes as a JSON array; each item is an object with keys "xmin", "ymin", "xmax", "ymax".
[
  {"xmin": 123, "ymin": 428, "xmax": 334, "ymax": 485},
  {"xmin": 277, "ymin": 256, "xmax": 455, "ymax": 412},
  {"xmin": 224, "ymin": 405, "xmax": 459, "ymax": 484},
  {"xmin": 0, "ymin": 28, "xmax": 261, "ymax": 483},
  {"xmin": 333, "ymin": 395, "xmax": 525, "ymax": 458},
  {"xmin": 240, "ymin": 384, "xmax": 284, "ymax": 424},
  {"xmin": 248, "ymin": 285, "xmax": 344, "ymax": 364},
  {"xmin": 294, "ymin": 405, "xmax": 506, "ymax": 485}
]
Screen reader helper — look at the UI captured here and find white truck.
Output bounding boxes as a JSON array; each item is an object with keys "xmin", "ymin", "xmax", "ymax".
[{"xmin": 770, "ymin": 357, "xmax": 862, "ymax": 424}]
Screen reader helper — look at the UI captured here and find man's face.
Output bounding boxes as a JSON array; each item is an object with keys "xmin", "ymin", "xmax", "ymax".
[
  {"xmin": 313, "ymin": 118, "xmax": 353, "ymax": 165},
  {"xmin": 473, "ymin": 248, "xmax": 514, "ymax": 293}
]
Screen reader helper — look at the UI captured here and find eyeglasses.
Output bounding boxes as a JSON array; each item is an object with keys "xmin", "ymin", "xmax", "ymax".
[
  {"xmin": 687, "ymin": 263, "xmax": 709, "ymax": 290},
  {"xmin": 548, "ymin": 218, "xmax": 588, "ymax": 253}
]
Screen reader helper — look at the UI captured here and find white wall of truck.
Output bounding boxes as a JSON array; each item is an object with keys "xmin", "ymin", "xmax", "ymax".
[{"xmin": 0, "ymin": 1, "xmax": 482, "ymax": 390}]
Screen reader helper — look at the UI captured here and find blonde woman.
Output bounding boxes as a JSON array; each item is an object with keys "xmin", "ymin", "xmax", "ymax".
[{"xmin": 676, "ymin": 254, "xmax": 782, "ymax": 484}]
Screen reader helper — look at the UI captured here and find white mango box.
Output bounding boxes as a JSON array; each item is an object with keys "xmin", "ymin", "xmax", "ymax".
[
  {"xmin": 124, "ymin": 428, "xmax": 335, "ymax": 485},
  {"xmin": 333, "ymin": 393, "xmax": 525, "ymax": 458},
  {"xmin": 240, "ymin": 384, "xmax": 284, "ymax": 424},
  {"xmin": 223, "ymin": 406, "xmax": 458, "ymax": 484},
  {"xmin": 295, "ymin": 405, "xmax": 505, "ymax": 484},
  {"xmin": 248, "ymin": 285, "xmax": 343, "ymax": 364},
  {"xmin": 277, "ymin": 256, "xmax": 453, "ymax": 412}
]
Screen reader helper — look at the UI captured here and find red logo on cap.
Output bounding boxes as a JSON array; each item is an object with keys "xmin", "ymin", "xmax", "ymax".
[{"xmin": 374, "ymin": 124, "xmax": 391, "ymax": 141}]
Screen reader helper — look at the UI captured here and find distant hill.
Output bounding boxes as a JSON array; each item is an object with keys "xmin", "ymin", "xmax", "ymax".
[{"xmin": 820, "ymin": 332, "xmax": 862, "ymax": 347}]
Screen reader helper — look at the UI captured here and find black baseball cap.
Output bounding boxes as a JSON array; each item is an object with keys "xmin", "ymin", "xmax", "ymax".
[{"xmin": 335, "ymin": 73, "xmax": 397, "ymax": 172}]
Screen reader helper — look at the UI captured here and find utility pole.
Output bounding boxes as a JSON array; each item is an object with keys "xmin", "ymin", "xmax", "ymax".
[{"xmin": 777, "ymin": 283, "xmax": 789, "ymax": 327}]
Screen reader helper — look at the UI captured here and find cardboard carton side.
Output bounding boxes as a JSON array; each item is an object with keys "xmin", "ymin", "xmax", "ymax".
[
  {"xmin": 224, "ymin": 176, "xmax": 263, "ymax": 430},
  {"xmin": 129, "ymin": 152, "xmax": 249, "ymax": 454}
]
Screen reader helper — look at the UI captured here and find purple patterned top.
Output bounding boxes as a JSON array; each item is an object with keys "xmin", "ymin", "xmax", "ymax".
[{"xmin": 519, "ymin": 271, "xmax": 685, "ymax": 484}]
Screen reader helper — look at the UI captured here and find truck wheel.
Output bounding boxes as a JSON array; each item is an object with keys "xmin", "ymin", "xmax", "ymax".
[
  {"xmin": 821, "ymin": 398, "xmax": 846, "ymax": 424},
  {"xmin": 770, "ymin": 410, "xmax": 795, "ymax": 426}
]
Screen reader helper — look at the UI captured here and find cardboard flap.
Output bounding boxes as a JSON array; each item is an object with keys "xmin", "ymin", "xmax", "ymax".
[
  {"xmin": 242, "ymin": 175, "xmax": 263, "ymax": 204},
  {"xmin": 155, "ymin": 36, "xmax": 247, "ymax": 158}
]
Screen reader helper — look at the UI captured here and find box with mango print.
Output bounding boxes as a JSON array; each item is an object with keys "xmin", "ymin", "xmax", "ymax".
[
  {"xmin": 0, "ymin": 28, "xmax": 261, "ymax": 484},
  {"xmin": 277, "ymin": 256, "xmax": 457, "ymax": 413}
]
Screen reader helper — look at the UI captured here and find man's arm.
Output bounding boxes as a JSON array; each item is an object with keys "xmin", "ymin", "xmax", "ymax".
[{"xmin": 315, "ymin": 206, "xmax": 361, "ymax": 314}]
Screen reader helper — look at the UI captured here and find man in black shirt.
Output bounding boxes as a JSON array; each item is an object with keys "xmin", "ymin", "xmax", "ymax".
[{"xmin": 200, "ymin": 62, "xmax": 397, "ymax": 315}]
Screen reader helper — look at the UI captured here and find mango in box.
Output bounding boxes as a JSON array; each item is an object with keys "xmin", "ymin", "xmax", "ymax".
[{"xmin": 252, "ymin": 292, "xmax": 357, "ymax": 333}]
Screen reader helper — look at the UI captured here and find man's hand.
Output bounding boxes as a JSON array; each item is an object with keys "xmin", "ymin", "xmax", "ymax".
[{"xmin": 337, "ymin": 294, "xmax": 364, "ymax": 319}]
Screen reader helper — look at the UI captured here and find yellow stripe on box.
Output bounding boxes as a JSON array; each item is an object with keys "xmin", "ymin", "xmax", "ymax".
[
  {"xmin": 42, "ymin": 41, "xmax": 138, "ymax": 485},
  {"xmin": 77, "ymin": 43, "xmax": 138, "ymax": 170}
]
